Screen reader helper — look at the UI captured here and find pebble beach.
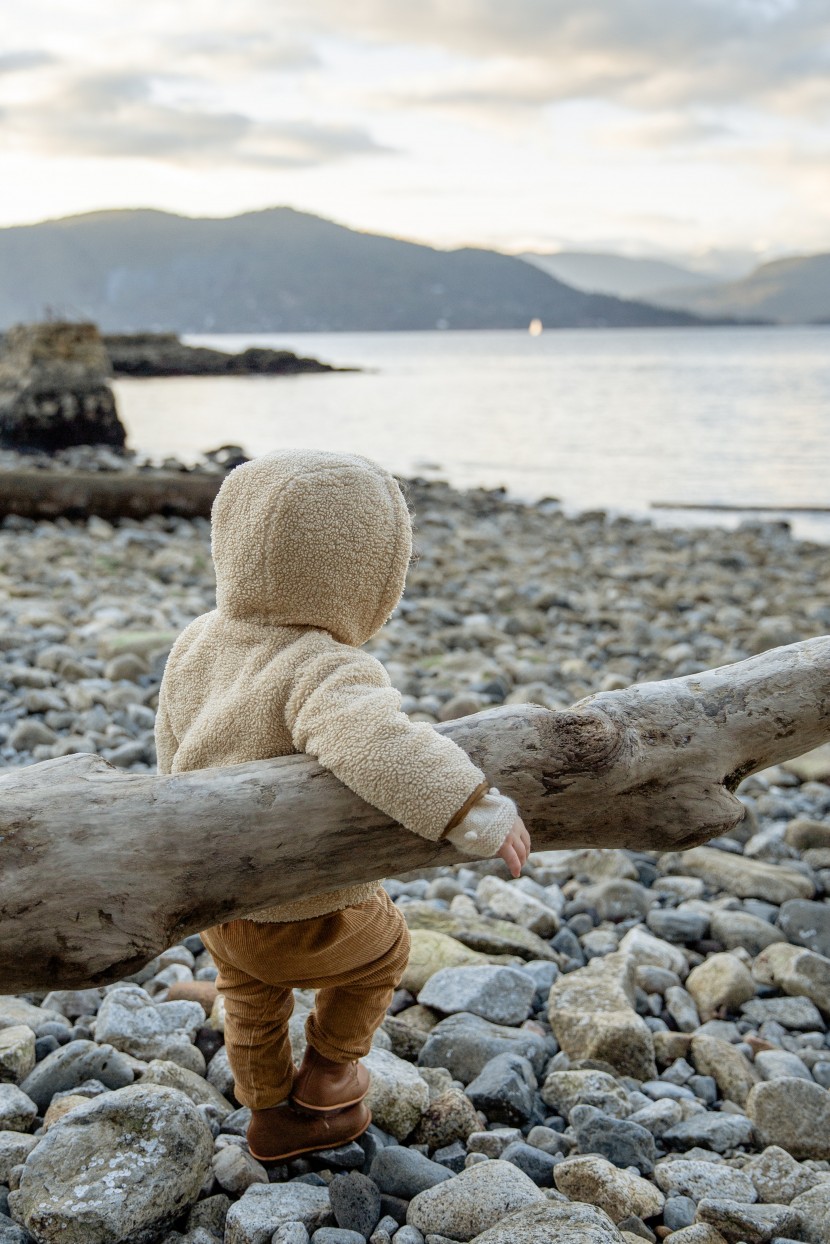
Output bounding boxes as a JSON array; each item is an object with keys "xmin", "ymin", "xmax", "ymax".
[{"xmin": 2, "ymin": 453, "xmax": 830, "ymax": 1244}]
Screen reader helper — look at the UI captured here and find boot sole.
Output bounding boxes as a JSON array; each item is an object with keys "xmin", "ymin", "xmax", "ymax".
[{"xmin": 248, "ymin": 1106, "xmax": 372, "ymax": 1163}]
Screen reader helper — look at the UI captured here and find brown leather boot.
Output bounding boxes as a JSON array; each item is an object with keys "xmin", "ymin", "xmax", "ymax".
[
  {"xmin": 165, "ymin": 980, "xmax": 219, "ymax": 1014},
  {"xmin": 247, "ymin": 1100, "xmax": 371, "ymax": 1162},
  {"xmin": 291, "ymin": 1045, "xmax": 370, "ymax": 1114}
]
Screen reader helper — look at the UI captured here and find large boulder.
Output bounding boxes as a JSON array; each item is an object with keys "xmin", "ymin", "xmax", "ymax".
[
  {"xmin": 0, "ymin": 322, "xmax": 125, "ymax": 452},
  {"xmin": 8, "ymin": 1085, "xmax": 212, "ymax": 1243}
]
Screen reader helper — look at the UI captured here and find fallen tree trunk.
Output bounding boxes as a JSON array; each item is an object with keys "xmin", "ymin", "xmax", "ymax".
[
  {"xmin": 2, "ymin": 636, "xmax": 829, "ymax": 992},
  {"xmin": 0, "ymin": 470, "xmax": 220, "ymax": 521}
]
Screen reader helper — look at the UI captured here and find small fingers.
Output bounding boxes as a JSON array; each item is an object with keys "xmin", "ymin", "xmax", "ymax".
[{"xmin": 502, "ymin": 843, "xmax": 522, "ymax": 878}]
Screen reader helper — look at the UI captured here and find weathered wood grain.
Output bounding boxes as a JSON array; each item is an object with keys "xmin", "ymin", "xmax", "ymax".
[{"xmin": 1, "ymin": 635, "xmax": 829, "ymax": 991}]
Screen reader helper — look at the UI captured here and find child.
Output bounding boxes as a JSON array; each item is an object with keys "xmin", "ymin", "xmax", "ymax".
[{"xmin": 156, "ymin": 449, "xmax": 529, "ymax": 1161}]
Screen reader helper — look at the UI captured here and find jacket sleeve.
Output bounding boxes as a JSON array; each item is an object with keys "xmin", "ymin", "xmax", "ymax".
[
  {"xmin": 445, "ymin": 789, "xmax": 517, "ymax": 858},
  {"xmin": 285, "ymin": 643, "xmax": 493, "ymax": 844},
  {"xmin": 154, "ymin": 691, "xmax": 179, "ymax": 775}
]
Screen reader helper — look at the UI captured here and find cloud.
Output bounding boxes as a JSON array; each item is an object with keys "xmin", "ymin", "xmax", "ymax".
[
  {"xmin": 0, "ymin": 50, "xmax": 56, "ymax": 74},
  {"xmin": 304, "ymin": 0, "xmax": 830, "ymax": 118},
  {"xmin": 3, "ymin": 70, "xmax": 388, "ymax": 167}
]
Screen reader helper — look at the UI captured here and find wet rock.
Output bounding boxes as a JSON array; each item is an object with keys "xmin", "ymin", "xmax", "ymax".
[{"xmin": 8, "ymin": 1085, "xmax": 212, "ymax": 1243}]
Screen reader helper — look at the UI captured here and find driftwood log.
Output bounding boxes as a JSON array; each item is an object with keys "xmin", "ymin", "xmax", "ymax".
[
  {"xmin": 2, "ymin": 636, "xmax": 829, "ymax": 992},
  {"xmin": 0, "ymin": 471, "xmax": 221, "ymax": 521}
]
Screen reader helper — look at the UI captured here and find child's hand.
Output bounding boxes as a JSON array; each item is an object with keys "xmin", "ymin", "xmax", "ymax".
[{"xmin": 497, "ymin": 815, "xmax": 531, "ymax": 878}]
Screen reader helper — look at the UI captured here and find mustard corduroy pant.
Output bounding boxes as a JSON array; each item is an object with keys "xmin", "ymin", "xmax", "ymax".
[{"xmin": 201, "ymin": 889, "xmax": 410, "ymax": 1110}]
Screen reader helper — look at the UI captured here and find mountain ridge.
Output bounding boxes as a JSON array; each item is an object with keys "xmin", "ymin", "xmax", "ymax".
[{"xmin": 0, "ymin": 206, "xmax": 720, "ymax": 333}]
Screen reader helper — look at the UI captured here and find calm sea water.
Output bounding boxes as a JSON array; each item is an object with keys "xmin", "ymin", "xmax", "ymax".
[{"xmin": 113, "ymin": 326, "xmax": 830, "ymax": 543}]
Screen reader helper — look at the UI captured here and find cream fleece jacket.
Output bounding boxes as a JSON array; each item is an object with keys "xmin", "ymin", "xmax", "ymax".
[{"xmin": 155, "ymin": 449, "xmax": 514, "ymax": 922}]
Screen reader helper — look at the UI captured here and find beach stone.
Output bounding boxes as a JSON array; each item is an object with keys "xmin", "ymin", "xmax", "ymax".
[
  {"xmin": 499, "ymin": 1140, "xmax": 557, "ymax": 1186},
  {"xmin": 740, "ymin": 995, "xmax": 824, "ymax": 1029},
  {"xmin": 0, "ymin": 1088, "xmax": 36, "ymax": 1134},
  {"xmin": 569, "ymin": 1105, "xmax": 656, "ymax": 1174},
  {"xmin": 476, "ymin": 877, "xmax": 559, "ymax": 937},
  {"xmin": 790, "ymin": 1182, "xmax": 830, "ymax": 1243},
  {"xmin": 695, "ymin": 1198, "xmax": 800, "ymax": 1242},
  {"xmin": 213, "ymin": 1145, "xmax": 269, "ymax": 1194},
  {"xmin": 411, "ymin": 1088, "xmax": 481, "ymax": 1149},
  {"xmin": 401, "ymin": 932, "xmax": 498, "ymax": 995},
  {"xmin": 617, "ymin": 928, "xmax": 688, "ymax": 977},
  {"xmin": 581, "ymin": 881, "xmax": 656, "ymax": 923},
  {"xmin": 777, "ymin": 899, "xmax": 830, "ymax": 958},
  {"xmin": 553, "ymin": 1154, "xmax": 664, "ymax": 1223},
  {"xmin": 418, "ymin": 967, "xmax": 534, "ymax": 1026},
  {"xmin": 0, "ymin": 1031, "xmax": 35, "ymax": 1085},
  {"xmin": 407, "ymin": 1159, "xmax": 544, "ymax": 1241},
  {"xmin": 43, "ymin": 1095, "xmax": 90, "ymax": 1130},
  {"xmin": 690, "ymin": 1035, "xmax": 759, "ymax": 1106},
  {"xmin": 402, "ymin": 904, "xmax": 555, "ymax": 961},
  {"xmin": 662, "ymin": 1112, "xmax": 755, "ymax": 1153},
  {"xmin": 754, "ymin": 1050, "xmax": 813, "ymax": 1081},
  {"xmin": 370, "ymin": 1146, "xmax": 451, "ymax": 1199},
  {"xmin": 647, "ymin": 908, "xmax": 709, "ymax": 943},
  {"xmin": 0, "ymin": 1133, "xmax": 39, "ymax": 1183},
  {"xmin": 661, "ymin": 1230, "xmax": 728, "ymax": 1244},
  {"xmin": 541, "ymin": 1069, "xmax": 631, "ymax": 1119},
  {"xmin": 186, "ymin": 1191, "xmax": 231, "ymax": 1236},
  {"xmin": 654, "ymin": 1159, "xmax": 757, "ymax": 1203},
  {"xmin": 660, "ymin": 848, "xmax": 814, "ymax": 904},
  {"xmin": 19, "ymin": 1040, "xmax": 133, "ymax": 1112},
  {"xmin": 40, "ymin": 989, "xmax": 103, "ymax": 1021},
  {"xmin": 141, "ymin": 1057, "xmax": 234, "ymax": 1119},
  {"xmin": 752, "ymin": 942, "xmax": 830, "ymax": 1014},
  {"xmin": 746, "ymin": 1078, "xmax": 830, "ymax": 1158},
  {"xmin": 743, "ymin": 1144, "xmax": 828, "ymax": 1203},
  {"xmin": 363, "ymin": 1049, "xmax": 429, "ymax": 1140},
  {"xmin": 782, "ymin": 743, "xmax": 830, "ymax": 784},
  {"xmin": 464, "ymin": 1053, "xmax": 536, "ymax": 1126},
  {"xmin": 225, "ymin": 1184, "xmax": 331, "ymax": 1243},
  {"xmin": 547, "ymin": 953, "xmax": 656, "ymax": 1080},
  {"xmin": 626, "ymin": 1097, "xmax": 683, "ymax": 1138},
  {"xmin": 0, "ymin": 999, "xmax": 61, "ymax": 1032},
  {"xmin": 418, "ymin": 1012, "xmax": 547, "ymax": 1083},
  {"xmin": 0, "ymin": 1219, "xmax": 33, "ymax": 1244},
  {"xmin": 466, "ymin": 1129, "xmax": 523, "ymax": 1158},
  {"xmin": 94, "ymin": 985, "xmax": 205, "ymax": 1069},
  {"xmin": 7, "ymin": 1084, "xmax": 212, "ymax": 1243},
  {"xmin": 685, "ymin": 955, "xmax": 756, "ymax": 1020},
  {"xmin": 467, "ymin": 1200, "xmax": 625, "ymax": 1242},
  {"xmin": 329, "ymin": 1171, "xmax": 381, "ymax": 1237},
  {"xmin": 709, "ymin": 911, "xmax": 786, "ymax": 956},
  {"xmin": 784, "ymin": 816, "xmax": 830, "ymax": 851}
]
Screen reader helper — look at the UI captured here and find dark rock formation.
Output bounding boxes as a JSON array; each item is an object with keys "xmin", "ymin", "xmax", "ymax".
[
  {"xmin": 103, "ymin": 333, "xmax": 340, "ymax": 377},
  {"xmin": 0, "ymin": 323, "xmax": 126, "ymax": 452}
]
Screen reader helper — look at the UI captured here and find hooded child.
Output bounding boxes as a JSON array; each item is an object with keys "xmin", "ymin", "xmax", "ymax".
[{"xmin": 156, "ymin": 449, "xmax": 529, "ymax": 1160}]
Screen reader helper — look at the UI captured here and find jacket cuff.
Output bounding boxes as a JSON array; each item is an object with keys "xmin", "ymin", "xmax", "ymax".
[{"xmin": 444, "ymin": 790, "xmax": 516, "ymax": 859}]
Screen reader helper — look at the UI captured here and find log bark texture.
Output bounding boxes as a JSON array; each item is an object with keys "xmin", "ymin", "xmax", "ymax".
[
  {"xmin": 0, "ymin": 470, "xmax": 220, "ymax": 521},
  {"xmin": 1, "ymin": 636, "xmax": 829, "ymax": 992}
]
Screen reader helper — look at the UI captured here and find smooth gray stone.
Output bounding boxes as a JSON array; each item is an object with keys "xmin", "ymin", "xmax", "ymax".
[
  {"xmin": 663, "ymin": 1112, "xmax": 755, "ymax": 1152},
  {"xmin": 329, "ymin": 1171, "xmax": 381, "ymax": 1238},
  {"xmin": 464, "ymin": 1053, "xmax": 536, "ymax": 1126},
  {"xmin": 741, "ymin": 996, "xmax": 825, "ymax": 1030},
  {"xmin": 778, "ymin": 900, "xmax": 830, "ymax": 957},
  {"xmin": 569, "ymin": 1104, "xmax": 656, "ymax": 1174},
  {"xmin": 369, "ymin": 1147, "xmax": 451, "ymax": 1199},
  {"xmin": 19, "ymin": 1040, "xmax": 133, "ymax": 1112},
  {"xmin": 417, "ymin": 1012, "xmax": 547, "ymax": 1083}
]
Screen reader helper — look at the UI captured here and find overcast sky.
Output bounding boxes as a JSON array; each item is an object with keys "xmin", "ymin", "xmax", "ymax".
[{"xmin": 1, "ymin": 0, "xmax": 828, "ymax": 265}]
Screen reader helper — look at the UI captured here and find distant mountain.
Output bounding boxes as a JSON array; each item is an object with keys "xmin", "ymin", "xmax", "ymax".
[
  {"xmin": 0, "ymin": 207, "xmax": 710, "ymax": 332},
  {"xmin": 650, "ymin": 254, "xmax": 830, "ymax": 324},
  {"xmin": 521, "ymin": 251, "xmax": 713, "ymax": 301}
]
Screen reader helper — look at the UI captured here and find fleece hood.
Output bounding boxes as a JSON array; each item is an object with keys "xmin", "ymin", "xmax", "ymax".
[{"xmin": 211, "ymin": 448, "xmax": 412, "ymax": 647}]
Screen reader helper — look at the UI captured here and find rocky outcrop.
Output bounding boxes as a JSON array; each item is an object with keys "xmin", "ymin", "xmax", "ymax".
[
  {"xmin": 0, "ymin": 323, "xmax": 125, "ymax": 452},
  {"xmin": 103, "ymin": 333, "xmax": 339, "ymax": 377}
]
